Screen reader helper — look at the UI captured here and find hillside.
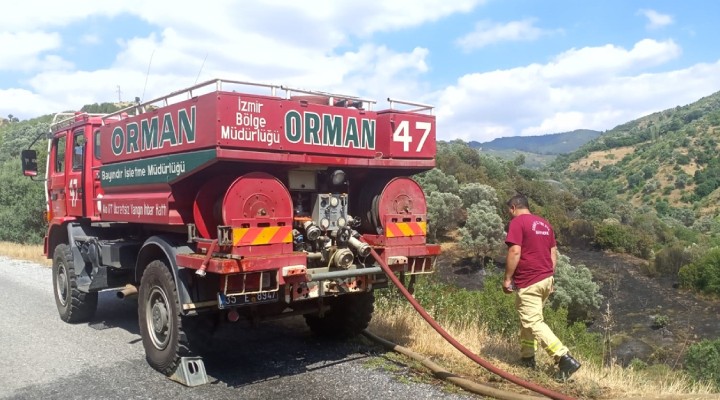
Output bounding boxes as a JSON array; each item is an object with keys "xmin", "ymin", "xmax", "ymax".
[
  {"xmin": 552, "ymin": 90, "xmax": 720, "ymax": 213},
  {"xmin": 472, "ymin": 148, "xmax": 556, "ymax": 169},
  {"xmin": 470, "ymin": 129, "xmax": 601, "ymax": 154}
]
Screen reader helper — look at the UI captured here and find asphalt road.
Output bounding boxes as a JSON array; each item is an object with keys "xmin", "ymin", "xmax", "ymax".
[{"xmin": 0, "ymin": 257, "xmax": 473, "ymax": 400}]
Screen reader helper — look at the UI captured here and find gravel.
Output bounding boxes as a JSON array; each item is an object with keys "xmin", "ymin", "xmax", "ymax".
[{"xmin": 0, "ymin": 257, "xmax": 475, "ymax": 399}]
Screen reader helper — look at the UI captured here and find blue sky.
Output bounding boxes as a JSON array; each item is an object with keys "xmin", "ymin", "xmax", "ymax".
[{"xmin": 2, "ymin": 0, "xmax": 720, "ymax": 143}]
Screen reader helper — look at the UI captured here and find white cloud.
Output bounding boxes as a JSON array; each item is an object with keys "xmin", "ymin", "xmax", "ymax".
[
  {"xmin": 638, "ymin": 9, "xmax": 674, "ymax": 30},
  {"xmin": 1, "ymin": 0, "xmax": 482, "ymax": 118},
  {"xmin": 0, "ymin": 31, "xmax": 63, "ymax": 71},
  {"xmin": 0, "ymin": 2, "xmax": 128, "ymax": 31},
  {"xmin": 0, "ymin": 88, "xmax": 64, "ymax": 116},
  {"xmin": 456, "ymin": 18, "xmax": 554, "ymax": 51},
  {"xmin": 543, "ymin": 39, "xmax": 681, "ymax": 81},
  {"xmin": 435, "ymin": 39, "xmax": 720, "ymax": 143},
  {"xmin": 81, "ymin": 34, "xmax": 101, "ymax": 45}
]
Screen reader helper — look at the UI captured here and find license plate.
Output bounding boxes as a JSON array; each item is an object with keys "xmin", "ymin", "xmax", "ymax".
[{"xmin": 218, "ymin": 291, "xmax": 279, "ymax": 309}]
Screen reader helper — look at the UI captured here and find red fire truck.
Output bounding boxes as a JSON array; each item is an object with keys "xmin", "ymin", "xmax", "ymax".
[{"xmin": 21, "ymin": 79, "xmax": 439, "ymax": 381}]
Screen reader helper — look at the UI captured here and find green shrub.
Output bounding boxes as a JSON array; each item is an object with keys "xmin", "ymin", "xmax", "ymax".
[
  {"xmin": 594, "ymin": 222, "xmax": 632, "ymax": 251},
  {"xmin": 409, "ymin": 274, "xmax": 519, "ymax": 336},
  {"xmin": 653, "ymin": 244, "xmax": 695, "ymax": 277},
  {"xmin": 545, "ymin": 307, "xmax": 603, "ymax": 364},
  {"xmin": 651, "ymin": 314, "xmax": 670, "ymax": 329},
  {"xmin": 566, "ymin": 219, "xmax": 595, "ymax": 248},
  {"xmin": 628, "ymin": 358, "xmax": 648, "ymax": 371},
  {"xmin": 376, "ymin": 273, "xmax": 603, "ymax": 364},
  {"xmin": 684, "ymin": 339, "xmax": 720, "ymax": 389},
  {"xmin": 550, "ymin": 254, "xmax": 603, "ymax": 322},
  {"xmin": 594, "ymin": 222, "xmax": 654, "ymax": 259},
  {"xmin": 679, "ymin": 247, "xmax": 720, "ymax": 295}
]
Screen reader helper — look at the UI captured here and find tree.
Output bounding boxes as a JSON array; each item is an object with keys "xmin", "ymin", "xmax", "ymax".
[
  {"xmin": 627, "ymin": 172, "xmax": 644, "ymax": 189},
  {"xmin": 458, "ymin": 182, "xmax": 498, "ymax": 209},
  {"xmin": 0, "ymin": 159, "xmax": 47, "ymax": 243},
  {"xmin": 425, "ymin": 192, "xmax": 463, "ymax": 241},
  {"xmin": 513, "ymin": 154, "xmax": 526, "ymax": 166},
  {"xmin": 579, "ymin": 198, "xmax": 612, "ymax": 221},
  {"xmin": 81, "ymin": 102, "xmax": 123, "ymax": 114},
  {"xmin": 549, "ymin": 254, "xmax": 603, "ymax": 322},
  {"xmin": 457, "ymin": 202, "xmax": 504, "ymax": 261},
  {"xmin": 415, "ymin": 168, "xmax": 460, "ymax": 195}
]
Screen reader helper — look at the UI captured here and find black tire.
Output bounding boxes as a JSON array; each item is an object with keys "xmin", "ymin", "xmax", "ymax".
[
  {"xmin": 305, "ymin": 292, "xmax": 375, "ymax": 339},
  {"xmin": 138, "ymin": 260, "xmax": 197, "ymax": 375},
  {"xmin": 52, "ymin": 243, "xmax": 98, "ymax": 323}
]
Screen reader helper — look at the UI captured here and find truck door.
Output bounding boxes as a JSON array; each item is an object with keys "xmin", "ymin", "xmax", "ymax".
[
  {"xmin": 66, "ymin": 128, "xmax": 85, "ymax": 216},
  {"xmin": 90, "ymin": 128, "xmax": 104, "ymax": 218},
  {"xmin": 48, "ymin": 134, "xmax": 68, "ymax": 219}
]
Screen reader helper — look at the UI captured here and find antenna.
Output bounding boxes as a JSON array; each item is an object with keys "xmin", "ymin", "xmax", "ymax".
[
  {"xmin": 141, "ymin": 49, "xmax": 155, "ymax": 102},
  {"xmin": 195, "ymin": 53, "xmax": 208, "ymax": 84}
]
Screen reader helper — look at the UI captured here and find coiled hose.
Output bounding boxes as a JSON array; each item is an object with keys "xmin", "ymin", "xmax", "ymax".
[{"xmin": 369, "ymin": 248, "xmax": 575, "ymax": 400}]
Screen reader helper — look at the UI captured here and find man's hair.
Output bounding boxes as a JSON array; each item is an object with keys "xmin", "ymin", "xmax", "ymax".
[{"xmin": 506, "ymin": 194, "xmax": 529, "ymax": 209}]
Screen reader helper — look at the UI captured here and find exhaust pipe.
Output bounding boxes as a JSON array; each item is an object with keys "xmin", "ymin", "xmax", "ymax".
[{"xmin": 117, "ymin": 284, "xmax": 138, "ymax": 299}]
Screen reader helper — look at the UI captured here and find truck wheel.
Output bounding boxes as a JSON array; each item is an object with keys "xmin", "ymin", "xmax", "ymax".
[
  {"xmin": 138, "ymin": 260, "xmax": 194, "ymax": 375},
  {"xmin": 305, "ymin": 292, "xmax": 374, "ymax": 338},
  {"xmin": 52, "ymin": 243, "xmax": 98, "ymax": 323}
]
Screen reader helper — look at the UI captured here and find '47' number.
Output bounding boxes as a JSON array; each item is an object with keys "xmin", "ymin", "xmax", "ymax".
[{"xmin": 392, "ymin": 120, "xmax": 432, "ymax": 152}]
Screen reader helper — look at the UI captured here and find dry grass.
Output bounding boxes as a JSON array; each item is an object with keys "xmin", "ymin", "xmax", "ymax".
[
  {"xmin": 567, "ymin": 146, "xmax": 636, "ymax": 172},
  {"xmin": 369, "ymin": 304, "xmax": 716, "ymax": 399},
  {"xmin": 0, "ymin": 242, "xmax": 50, "ymax": 266}
]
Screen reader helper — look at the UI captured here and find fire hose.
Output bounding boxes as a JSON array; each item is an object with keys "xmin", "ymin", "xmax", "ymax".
[
  {"xmin": 362, "ymin": 329, "xmax": 542, "ymax": 400},
  {"xmin": 368, "ymin": 248, "xmax": 575, "ymax": 400}
]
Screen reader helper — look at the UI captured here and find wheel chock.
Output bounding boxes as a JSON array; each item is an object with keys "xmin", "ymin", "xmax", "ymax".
[{"xmin": 169, "ymin": 357, "xmax": 209, "ymax": 387}]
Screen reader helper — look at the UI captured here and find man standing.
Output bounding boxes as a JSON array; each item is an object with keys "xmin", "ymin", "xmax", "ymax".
[{"xmin": 503, "ymin": 194, "xmax": 581, "ymax": 379}]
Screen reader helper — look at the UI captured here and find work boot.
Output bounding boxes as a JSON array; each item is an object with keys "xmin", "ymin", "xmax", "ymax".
[
  {"xmin": 557, "ymin": 354, "xmax": 581, "ymax": 380},
  {"xmin": 520, "ymin": 356, "xmax": 536, "ymax": 369}
]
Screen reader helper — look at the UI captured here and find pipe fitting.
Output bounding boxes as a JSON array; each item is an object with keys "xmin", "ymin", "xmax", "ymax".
[
  {"xmin": 303, "ymin": 221, "xmax": 321, "ymax": 241},
  {"xmin": 332, "ymin": 248, "xmax": 354, "ymax": 269},
  {"xmin": 348, "ymin": 236, "xmax": 371, "ymax": 258}
]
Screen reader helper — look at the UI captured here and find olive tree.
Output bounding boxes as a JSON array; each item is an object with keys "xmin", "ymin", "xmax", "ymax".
[
  {"xmin": 426, "ymin": 192, "xmax": 463, "ymax": 241},
  {"xmin": 414, "ymin": 168, "xmax": 460, "ymax": 195},
  {"xmin": 549, "ymin": 254, "xmax": 603, "ymax": 322},
  {"xmin": 458, "ymin": 182, "xmax": 498, "ymax": 209},
  {"xmin": 458, "ymin": 202, "xmax": 504, "ymax": 262}
]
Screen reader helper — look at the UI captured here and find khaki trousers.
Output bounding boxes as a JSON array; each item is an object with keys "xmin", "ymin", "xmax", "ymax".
[{"xmin": 515, "ymin": 276, "xmax": 568, "ymax": 359}]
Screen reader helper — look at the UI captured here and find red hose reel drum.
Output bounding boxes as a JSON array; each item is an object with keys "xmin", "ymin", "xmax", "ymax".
[
  {"xmin": 192, "ymin": 175, "xmax": 235, "ymax": 239},
  {"xmin": 192, "ymin": 172, "xmax": 292, "ymax": 239},
  {"xmin": 222, "ymin": 172, "xmax": 293, "ymax": 227},
  {"xmin": 361, "ymin": 177, "xmax": 427, "ymax": 235}
]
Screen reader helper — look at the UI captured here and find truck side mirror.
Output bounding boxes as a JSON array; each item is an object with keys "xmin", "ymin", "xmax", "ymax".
[{"xmin": 21, "ymin": 149, "xmax": 38, "ymax": 177}]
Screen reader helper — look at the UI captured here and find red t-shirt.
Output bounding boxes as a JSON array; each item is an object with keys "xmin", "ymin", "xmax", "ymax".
[{"xmin": 505, "ymin": 213, "xmax": 556, "ymax": 288}]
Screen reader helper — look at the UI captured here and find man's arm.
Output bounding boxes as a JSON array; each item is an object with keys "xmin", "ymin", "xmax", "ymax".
[
  {"xmin": 503, "ymin": 244, "xmax": 521, "ymax": 293},
  {"xmin": 551, "ymin": 246, "xmax": 557, "ymax": 271}
]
